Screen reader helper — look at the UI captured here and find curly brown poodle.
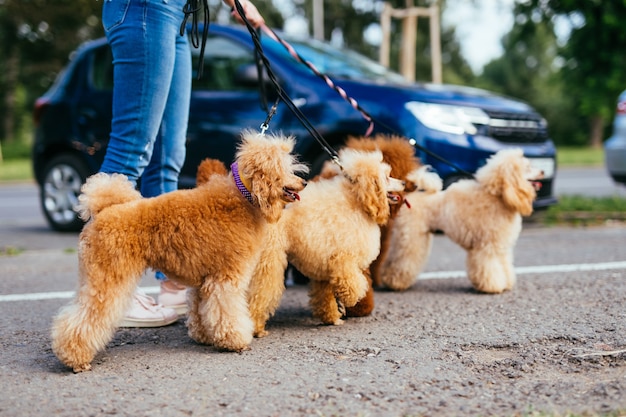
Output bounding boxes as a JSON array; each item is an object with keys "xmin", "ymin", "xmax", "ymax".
[{"xmin": 51, "ymin": 131, "xmax": 307, "ymax": 372}]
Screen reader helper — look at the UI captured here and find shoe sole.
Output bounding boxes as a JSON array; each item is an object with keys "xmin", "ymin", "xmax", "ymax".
[
  {"xmin": 164, "ymin": 303, "xmax": 188, "ymax": 316},
  {"xmin": 118, "ymin": 316, "xmax": 179, "ymax": 328}
]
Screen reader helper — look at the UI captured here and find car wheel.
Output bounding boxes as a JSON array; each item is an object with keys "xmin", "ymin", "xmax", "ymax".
[{"xmin": 40, "ymin": 154, "xmax": 90, "ymax": 232}]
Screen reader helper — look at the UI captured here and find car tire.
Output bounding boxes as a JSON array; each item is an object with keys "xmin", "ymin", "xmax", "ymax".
[{"xmin": 39, "ymin": 154, "xmax": 90, "ymax": 232}]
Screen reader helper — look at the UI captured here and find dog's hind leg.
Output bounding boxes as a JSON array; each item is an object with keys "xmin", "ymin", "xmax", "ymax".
[
  {"xmin": 187, "ymin": 287, "xmax": 213, "ymax": 345},
  {"xmin": 51, "ymin": 256, "xmax": 139, "ymax": 372},
  {"xmin": 379, "ymin": 223, "xmax": 432, "ymax": 291},
  {"xmin": 197, "ymin": 278, "xmax": 254, "ymax": 352},
  {"xmin": 309, "ymin": 280, "xmax": 343, "ymax": 325}
]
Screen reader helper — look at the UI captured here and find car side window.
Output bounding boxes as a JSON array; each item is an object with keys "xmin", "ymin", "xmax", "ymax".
[
  {"xmin": 191, "ymin": 35, "xmax": 258, "ymax": 92},
  {"xmin": 91, "ymin": 45, "xmax": 114, "ymax": 91}
]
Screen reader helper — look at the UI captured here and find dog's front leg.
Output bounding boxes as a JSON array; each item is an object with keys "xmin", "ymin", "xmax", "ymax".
[
  {"xmin": 466, "ymin": 247, "xmax": 512, "ymax": 294},
  {"xmin": 197, "ymin": 279, "xmax": 254, "ymax": 352},
  {"xmin": 309, "ymin": 280, "xmax": 344, "ymax": 325},
  {"xmin": 247, "ymin": 228, "xmax": 288, "ymax": 338},
  {"xmin": 329, "ymin": 261, "xmax": 369, "ymax": 310}
]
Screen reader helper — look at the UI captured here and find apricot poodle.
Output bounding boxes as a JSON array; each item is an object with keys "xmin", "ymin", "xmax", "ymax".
[
  {"xmin": 51, "ymin": 131, "xmax": 307, "ymax": 372},
  {"xmin": 380, "ymin": 148, "xmax": 543, "ymax": 294},
  {"xmin": 246, "ymin": 147, "xmax": 405, "ymax": 334},
  {"xmin": 338, "ymin": 135, "xmax": 422, "ymax": 317}
]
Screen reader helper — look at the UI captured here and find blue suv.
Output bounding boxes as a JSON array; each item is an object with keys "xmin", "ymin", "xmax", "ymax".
[{"xmin": 33, "ymin": 24, "xmax": 557, "ymax": 231}]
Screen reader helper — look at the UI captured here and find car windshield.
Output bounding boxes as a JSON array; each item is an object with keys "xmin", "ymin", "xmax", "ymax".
[{"xmin": 262, "ymin": 34, "xmax": 409, "ymax": 84}]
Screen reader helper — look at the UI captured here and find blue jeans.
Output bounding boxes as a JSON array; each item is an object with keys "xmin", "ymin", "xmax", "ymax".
[{"xmin": 100, "ymin": 0, "xmax": 191, "ymax": 199}]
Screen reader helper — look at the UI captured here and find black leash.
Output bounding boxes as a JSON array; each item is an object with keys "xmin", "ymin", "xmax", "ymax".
[
  {"xmin": 231, "ymin": 0, "xmax": 341, "ymax": 163},
  {"xmin": 180, "ymin": 0, "xmax": 210, "ymax": 79},
  {"xmin": 182, "ymin": 0, "xmax": 473, "ymax": 177}
]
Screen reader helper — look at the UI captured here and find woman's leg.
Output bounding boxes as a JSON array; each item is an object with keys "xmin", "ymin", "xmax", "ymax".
[{"xmin": 100, "ymin": 0, "xmax": 188, "ymax": 189}]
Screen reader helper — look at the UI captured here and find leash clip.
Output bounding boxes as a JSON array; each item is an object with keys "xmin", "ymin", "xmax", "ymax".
[
  {"xmin": 331, "ymin": 155, "xmax": 343, "ymax": 171},
  {"xmin": 259, "ymin": 100, "xmax": 279, "ymax": 136},
  {"xmin": 259, "ymin": 122, "xmax": 269, "ymax": 135}
]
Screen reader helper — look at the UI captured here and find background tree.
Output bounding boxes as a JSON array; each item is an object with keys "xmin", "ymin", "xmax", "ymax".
[
  {"xmin": 476, "ymin": 3, "xmax": 587, "ymax": 146},
  {"xmin": 0, "ymin": 0, "xmax": 102, "ymax": 145},
  {"xmin": 514, "ymin": 0, "xmax": 626, "ymax": 147},
  {"xmin": 0, "ymin": 0, "xmax": 282, "ymax": 149},
  {"xmin": 297, "ymin": 0, "xmax": 474, "ymax": 85}
]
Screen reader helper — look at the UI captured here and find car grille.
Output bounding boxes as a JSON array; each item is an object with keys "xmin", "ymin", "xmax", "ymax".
[{"xmin": 481, "ymin": 110, "xmax": 549, "ymax": 144}]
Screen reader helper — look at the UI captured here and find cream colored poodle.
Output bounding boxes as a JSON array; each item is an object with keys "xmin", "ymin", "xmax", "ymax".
[
  {"xmin": 246, "ymin": 148, "xmax": 405, "ymax": 334},
  {"xmin": 380, "ymin": 148, "xmax": 543, "ymax": 294},
  {"xmin": 339, "ymin": 135, "xmax": 422, "ymax": 318},
  {"xmin": 51, "ymin": 131, "xmax": 307, "ymax": 372}
]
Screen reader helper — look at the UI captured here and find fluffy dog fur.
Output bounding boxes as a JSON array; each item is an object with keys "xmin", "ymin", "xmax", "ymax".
[
  {"xmin": 247, "ymin": 147, "xmax": 405, "ymax": 334},
  {"xmin": 380, "ymin": 148, "xmax": 542, "ymax": 294},
  {"xmin": 339, "ymin": 135, "xmax": 422, "ymax": 317},
  {"xmin": 51, "ymin": 131, "xmax": 307, "ymax": 372}
]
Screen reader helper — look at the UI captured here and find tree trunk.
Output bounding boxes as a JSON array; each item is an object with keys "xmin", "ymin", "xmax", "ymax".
[
  {"xmin": 589, "ymin": 114, "xmax": 604, "ymax": 149},
  {"xmin": 3, "ymin": 45, "xmax": 19, "ymax": 145}
]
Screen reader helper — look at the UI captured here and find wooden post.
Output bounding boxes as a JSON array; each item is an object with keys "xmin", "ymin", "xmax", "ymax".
[
  {"xmin": 378, "ymin": 2, "xmax": 442, "ymax": 84},
  {"xmin": 379, "ymin": 2, "xmax": 392, "ymax": 67},
  {"xmin": 429, "ymin": 4, "xmax": 442, "ymax": 84},
  {"xmin": 400, "ymin": 14, "xmax": 417, "ymax": 82},
  {"xmin": 312, "ymin": 0, "xmax": 324, "ymax": 41}
]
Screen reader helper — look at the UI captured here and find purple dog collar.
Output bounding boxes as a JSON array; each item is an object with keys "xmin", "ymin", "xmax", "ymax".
[{"xmin": 231, "ymin": 162, "xmax": 255, "ymax": 205}]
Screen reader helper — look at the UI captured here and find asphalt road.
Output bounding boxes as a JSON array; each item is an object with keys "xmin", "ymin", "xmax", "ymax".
[
  {"xmin": 552, "ymin": 166, "xmax": 626, "ymax": 198},
  {"xmin": 0, "ymin": 168, "xmax": 625, "ymax": 416}
]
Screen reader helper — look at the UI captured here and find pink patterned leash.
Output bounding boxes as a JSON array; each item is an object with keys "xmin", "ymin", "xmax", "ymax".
[{"xmin": 259, "ymin": 24, "xmax": 375, "ymax": 137}]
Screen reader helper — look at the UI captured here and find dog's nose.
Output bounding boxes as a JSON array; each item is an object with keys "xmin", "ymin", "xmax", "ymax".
[{"xmin": 302, "ymin": 179, "xmax": 308, "ymax": 187}]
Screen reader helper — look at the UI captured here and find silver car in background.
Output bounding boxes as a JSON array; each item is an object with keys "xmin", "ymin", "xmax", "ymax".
[{"xmin": 605, "ymin": 89, "xmax": 626, "ymax": 185}]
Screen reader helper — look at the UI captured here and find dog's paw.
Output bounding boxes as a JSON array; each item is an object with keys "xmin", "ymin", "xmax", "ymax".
[
  {"xmin": 72, "ymin": 363, "xmax": 92, "ymax": 373},
  {"xmin": 334, "ymin": 282, "xmax": 367, "ymax": 307},
  {"xmin": 254, "ymin": 329, "xmax": 269, "ymax": 338},
  {"xmin": 213, "ymin": 331, "xmax": 253, "ymax": 352}
]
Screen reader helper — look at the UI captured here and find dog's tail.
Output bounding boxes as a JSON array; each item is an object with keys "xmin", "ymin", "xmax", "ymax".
[
  {"xmin": 196, "ymin": 158, "xmax": 229, "ymax": 186},
  {"xmin": 75, "ymin": 173, "xmax": 142, "ymax": 221},
  {"xmin": 406, "ymin": 166, "xmax": 442, "ymax": 193}
]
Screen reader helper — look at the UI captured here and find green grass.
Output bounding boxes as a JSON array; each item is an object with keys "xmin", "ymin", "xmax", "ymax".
[
  {"xmin": 542, "ymin": 195, "xmax": 626, "ymax": 226},
  {"xmin": 557, "ymin": 146, "xmax": 604, "ymax": 167},
  {"xmin": 0, "ymin": 158, "xmax": 33, "ymax": 182},
  {"xmin": 0, "ymin": 139, "xmax": 33, "ymax": 182}
]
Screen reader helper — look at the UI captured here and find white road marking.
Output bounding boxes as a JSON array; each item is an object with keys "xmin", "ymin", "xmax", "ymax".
[
  {"xmin": 1, "ymin": 261, "xmax": 625, "ymax": 303},
  {"xmin": 419, "ymin": 261, "xmax": 626, "ymax": 280}
]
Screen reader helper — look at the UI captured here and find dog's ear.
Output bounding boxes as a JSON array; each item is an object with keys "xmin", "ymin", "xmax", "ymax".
[
  {"xmin": 478, "ymin": 150, "xmax": 535, "ymax": 216},
  {"xmin": 501, "ymin": 157, "xmax": 536, "ymax": 216},
  {"xmin": 250, "ymin": 168, "xmax": 284, "ymax": 224},
  {"xmin": 236, "ymin": 152, "xmax": 283, "ymax": 223},
  {"xmin": 351, "ymin": 164, "xmax": 391, "ymax": 225}
]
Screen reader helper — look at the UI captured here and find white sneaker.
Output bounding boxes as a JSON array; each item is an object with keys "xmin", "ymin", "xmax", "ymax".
[
  {"xmin": 158, "ymin": 280, "xmax": 188, "ymax": 316},
  {"xmin": 118, "ymin": 291, "xmax": 179, "ymax": 328}
]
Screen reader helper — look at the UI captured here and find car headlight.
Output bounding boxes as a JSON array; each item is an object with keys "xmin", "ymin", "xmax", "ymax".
[{"xmin": 405, "ymin": 102, "xmax": 490, "ymax": 135}]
